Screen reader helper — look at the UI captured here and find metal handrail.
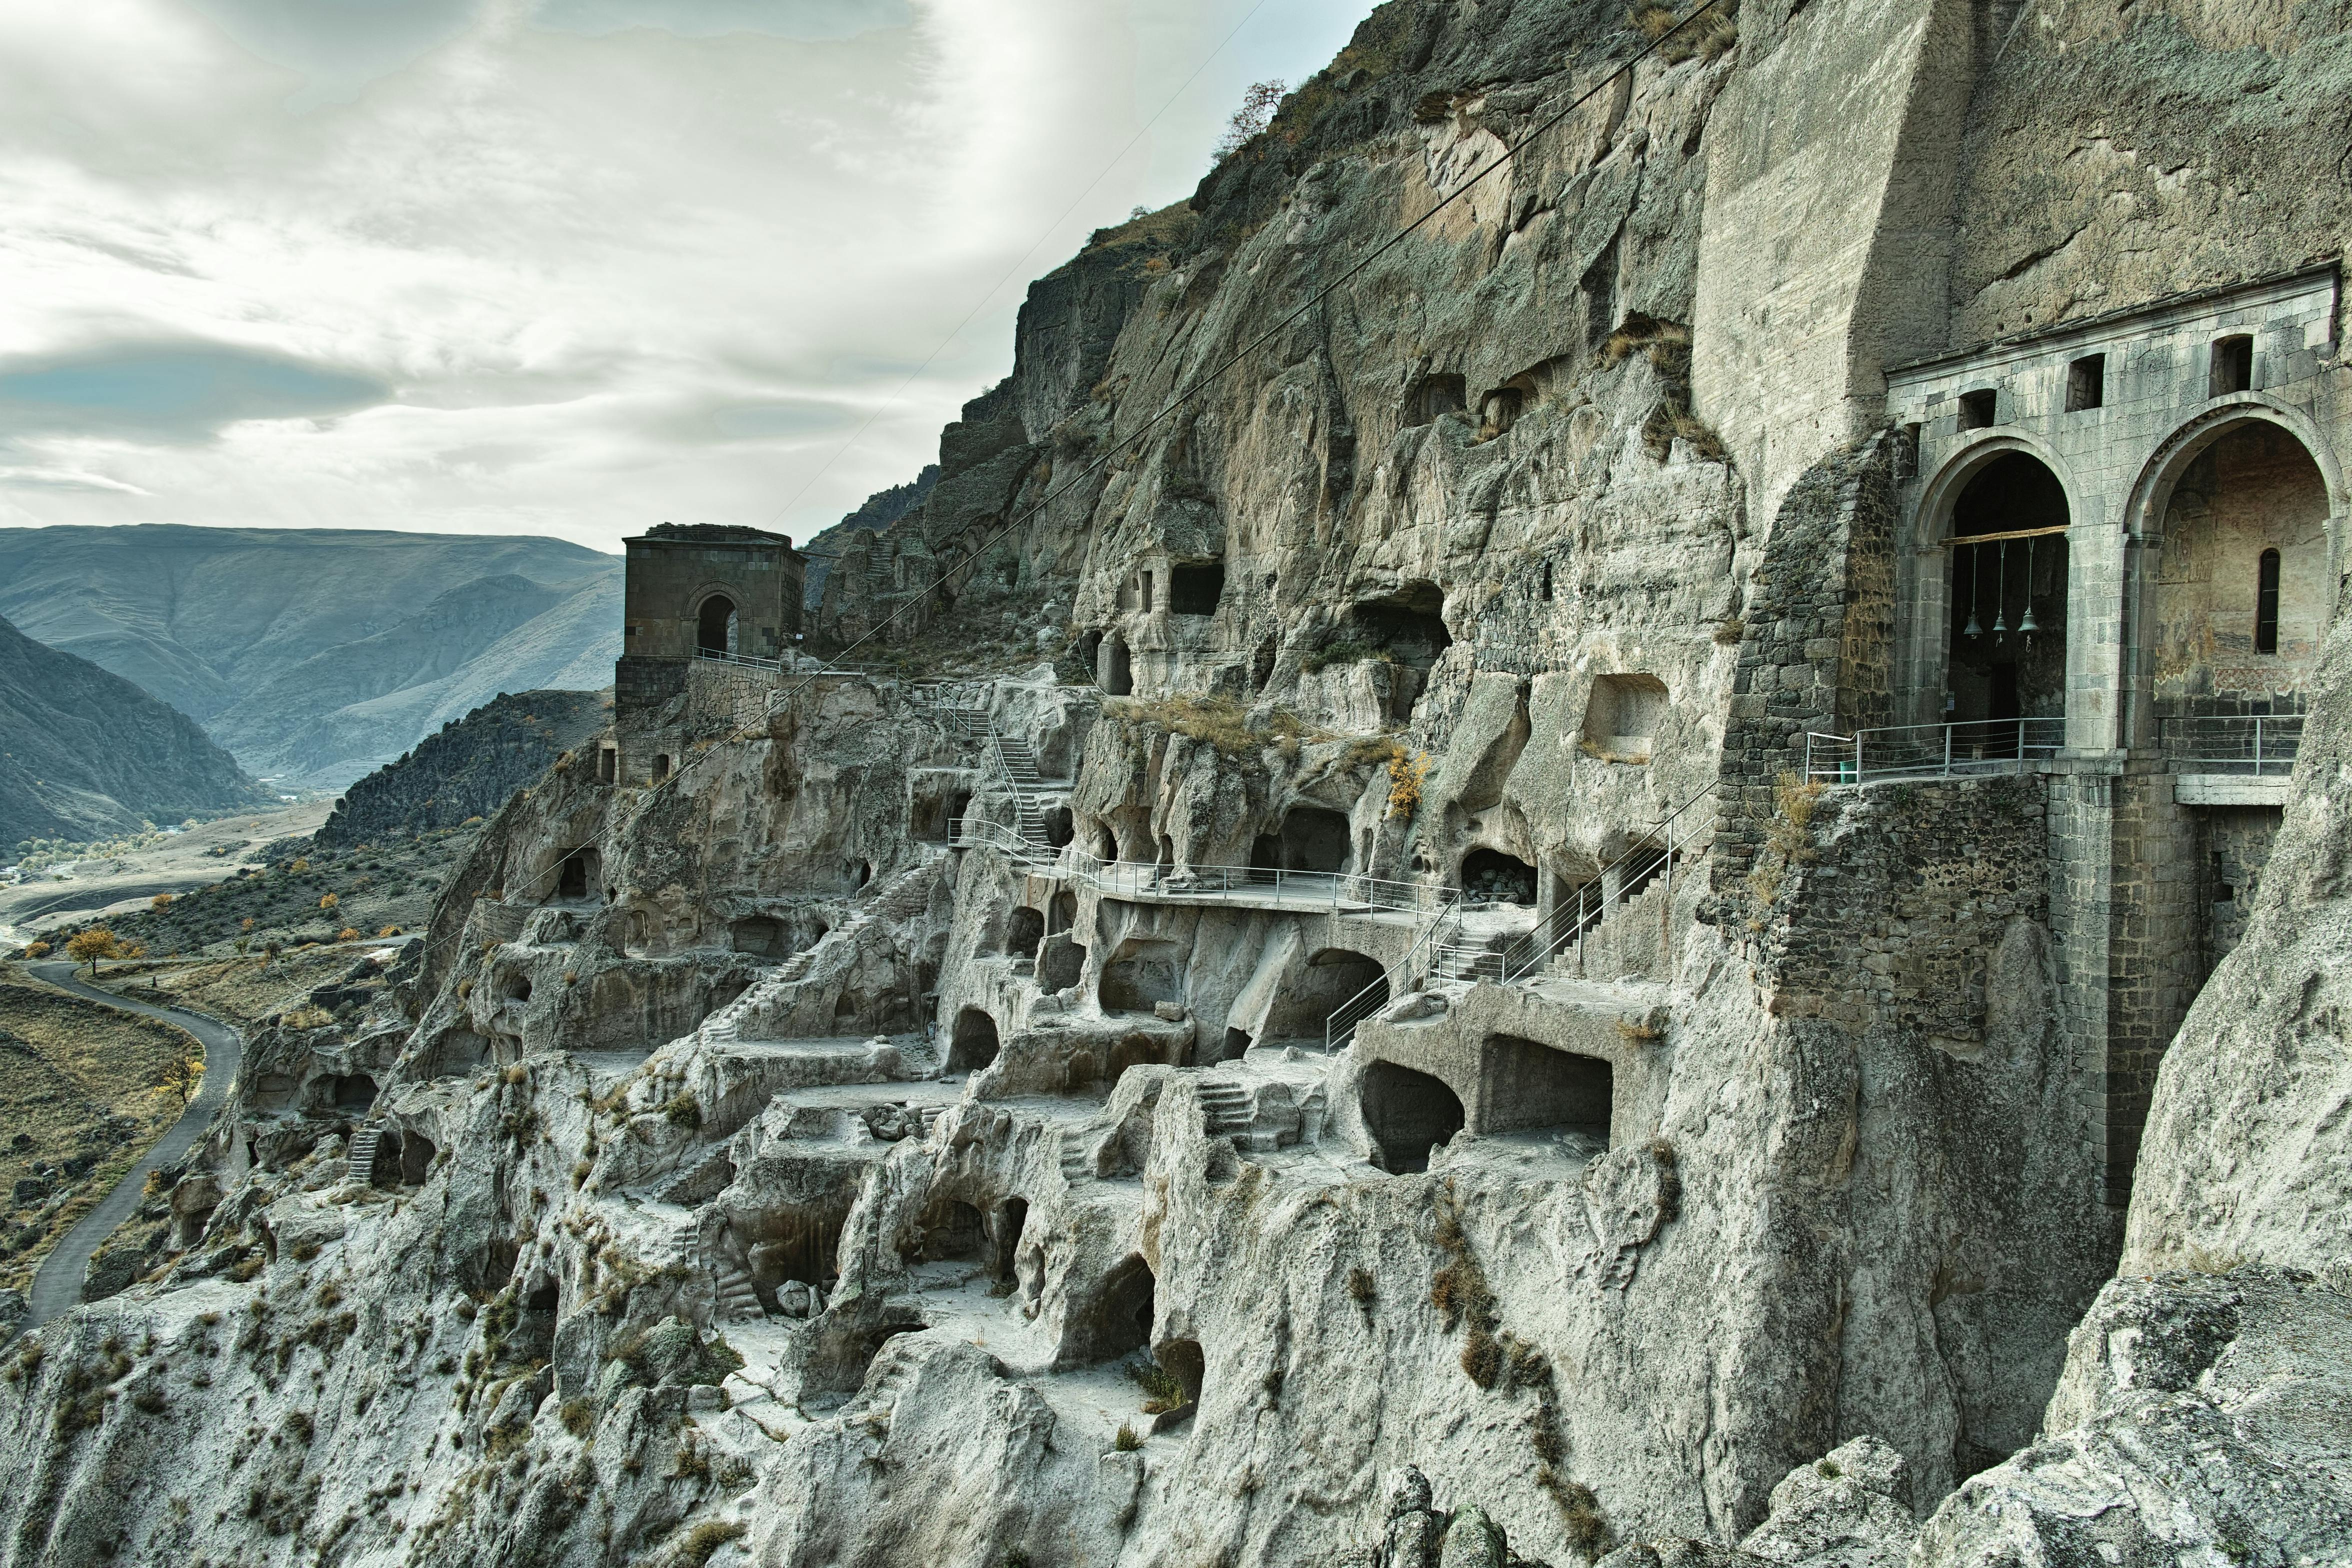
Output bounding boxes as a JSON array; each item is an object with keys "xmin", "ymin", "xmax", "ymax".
[
  {"xmin": 1060, "ymin": 850, "xmax": 1456, "ymax": 918},
  {"xmin": 949, "ymin": 816, "xmax": 1055, "ymax": 862},
  {"xmin": 2157, "ymin": 714, "xmax": 2302, "ymax": 776},
  {"xmin": 1493, "ymin": 779, "xmax": 1718, "ymax": 984},
  {"xmin": 1324, "ymin": 898, "xmax": 1462, "ymax": 1054},
  {"xmin": 1805, "ymin": 718, "xmax": 2064, "ymax": 782}
]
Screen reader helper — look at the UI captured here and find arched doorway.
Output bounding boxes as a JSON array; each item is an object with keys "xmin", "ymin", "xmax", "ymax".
[
  {"xmin": 697, "ymin": 594, "xmax": 738, "ymax": 657},
  {"xmin": 1460, "ymin": 848, "xmax": 1536, "ymax": 906},
  {"xmin": 2144, "ymin": 418, "xmax": 2331, "ymax": 746},
  {"xmin": 1360, "ymin": 1062, "xmax": 1464, "ymax": 1174},
  {"xmin": 1276, "ymin": 806, "xmax": 1350, "ymax": 873},
  {"xmin": 1944, "ymin": 452, "xmax": 2070, "ymax": 730},
  {"xmin": 949, "ymin": 1007, "xmax": 1000, "ymax": 1073}
]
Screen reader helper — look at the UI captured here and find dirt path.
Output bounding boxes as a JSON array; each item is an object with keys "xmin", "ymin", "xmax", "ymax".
[{"xmin": 22, "ymin": 962, "xmax": 243, "ymax": 1330}]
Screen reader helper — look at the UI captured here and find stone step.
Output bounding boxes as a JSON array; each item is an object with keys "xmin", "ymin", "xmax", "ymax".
[{"xmin": 345, "ymin": 1125, "xmax": 383, "ymax": 1186}]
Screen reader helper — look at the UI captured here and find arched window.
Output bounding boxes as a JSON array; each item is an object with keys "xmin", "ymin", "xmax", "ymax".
[{"xmin": 2256, "ymin": 548, "xmax": 2282, "ymax": 655}]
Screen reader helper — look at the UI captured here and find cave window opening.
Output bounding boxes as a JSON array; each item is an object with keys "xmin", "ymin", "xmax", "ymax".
[
  {"xmin": 1138, "ymin": 570, "xmax": 1154, "ymax": 612},
  {"xmin": 1102, "ymin": 638, "xmax": 1132, "ymax": 696},
  {"xmin": 1581, "ymin": 238, "xmax": 1618, "ymax": 352},
  {"xmin": 2256, "ymin": 548, "xmax": 2282, "ymax": 654},
  {"xmin": 945, "ymin": 790, "xmax": 974, "ymax": 844},
  {"xmin": 1248, "ymin": 833, "xmax": 1278, "ymax": 882},
  {"xmin": 732, "ymin": 916, "xmax": 784, "ymax": 958},
  {"xmin": 1538, "ymin": 560, "xmax": 1553, "ymax": 601},
  {"xmin": 1076, "ymin": 628, "xmax": 1102, "ymax": 674},
  {"xmin": 950, "ymin": 1007, "xmax": 1000, "ymax": 1074},
  {"xmin": 1360, "ymin": 1062, "xmax": 1464, "ymax": 1174},
  {"xmin": 1582, "ymin": 672, "xmax": 1668, "ymax": 762},
  {"xmin": 2210, "ymin": 334, "xmax": 2254, "ymax": 397},
  {"xmin": 555, "ymin": 848, "xmax": 598, "ymax": 900},
  {"xmin": 1344, "ymin": 580, "xmax": 1451, "ymax": 669},
  {"xmin": 990, "ymin": 1198, "xmax": 1028, "ymax": 1284},
  {"xmin": 1406, "ymin": 374, "xmax": 1466, "ymax": 428},
  {"xmin": 332, "ymin": 1074, "xmax": 378, "ymax": 1112},
  {"xmin": 1158, "ymin": 1338, "xmax": 1204, "ymax": 1411},
  {"xmin": 1478, "ymin": 388, "xmax": 1523, "ymax": 440},
  {"xmin": 598, "ymin": 748, "xmax": 617, "ymax": 784},
  {"xmin": 1278, "ymin": 806, "xmax": 1350, "ymax": 874},
  {"xmin": 400, "ymin": 1132, "xmax": 438, "ymax": 1186},
  {"xmin": 370, "ymin": 1130, "xmax": 401, "ymax": 1188},
  {"xmin": 854, "ymin": 862, "xmax": 872, "ymax": 890},
  {"xmin": 1222, "ymin": 1026, "xmax": 1252, "ymax": 1062},
  {"xmin": 652, "ymin": 754, "xmax": 671, "ymax": 782},
  {"xmin": 502, "ymin": 974, "xmax": 533, "ymax": 1004},
  {"xmin": 1093, "ymin": 826, "xmax": 1118, "ymax": 863},
  {"xmin": 906, "ymin": 1196, "xmax": 988, "ymax": 1264},
  {"xmin": 1084, "ymin": 1255, "xmax": 1156, "ymax": 1361},
  {"xmin": 524, "ymin": 1282, "xmax": 558, "ymax": 1314},
  {"xmin": 1170, "ymin": 563, "xmax": 1225, "ymax": 616},
  {"xmin": 1460, "ymin": 848, "xmax": 1536, "ymax": 906},
  {"xmin": 1008, "ymin": 906, "xmax": 1044, "ymax": 960},
  {"xmin": 697, "ymin": 594, "xmax": 738, "ymax": 657},
  {"xmin": 1480, "ymin": 1034, "xmax": 1612, "ymax": 1141},
  {"xmin": 1043, "ymin": 806, "xmax": 1074, "ymax": 849},
  {"xmin": 2065, "ymin": 354, "xmax": 2106, "ymax": 412},
  {"xmin": 1958, "ymin": 388, "xmax": 1997, "ymax": 430}
]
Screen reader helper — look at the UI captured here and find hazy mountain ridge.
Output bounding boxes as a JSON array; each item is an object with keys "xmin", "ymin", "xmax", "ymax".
[
  {"xmin": 313, "ymin": 688, "xmax": 612, "ymax": 849},
  {"xmin": 0, "ymin": 525, "xmax": 622, "ymax": 788},
  {"xmin": 0, "ymin": 614, "xmax": 267, "ymax": 850}
]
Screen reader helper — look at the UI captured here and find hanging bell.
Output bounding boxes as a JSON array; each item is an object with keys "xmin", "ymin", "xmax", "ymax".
[
  {"xmin": 1991, "ymin": 541, "xmax": 2008, "ymax": 636},
  {"xmin": 1992, "ymin": 605, "xmax": 2006, "ymax": 636},
  {"xmin": 2018, "ymin": 599, "xmax": 2039, "ymax": 634},
  {"xmin": 2018, "ymin": 536, "xmax": 2039, "ymax": 634},
  {"xmin": 1964, "ymin": 608, "xmax": 1982, "ymax": 638}
]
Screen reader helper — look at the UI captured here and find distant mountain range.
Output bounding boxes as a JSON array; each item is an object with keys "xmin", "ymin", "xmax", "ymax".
[
  {"xmin": 0, "ymin": 526, "xmax": 620, "ymax": 788},
  {"xmin": 312, "ymin": 688, "xmax": 611, "ymax": 848},
  {"xmin": 0, "ymin": 614, "xmax": 268, "ymax": 850}
]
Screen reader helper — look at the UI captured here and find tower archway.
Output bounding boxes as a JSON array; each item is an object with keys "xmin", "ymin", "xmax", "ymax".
[{"xmin": 697, "ymin": 594, "xmax": 738, "ymax": 657}]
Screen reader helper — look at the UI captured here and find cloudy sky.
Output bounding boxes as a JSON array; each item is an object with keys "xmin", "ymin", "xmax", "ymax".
[{"xmin": 0, "ymin": 0, "xmax": 1372, "ymax": 552}]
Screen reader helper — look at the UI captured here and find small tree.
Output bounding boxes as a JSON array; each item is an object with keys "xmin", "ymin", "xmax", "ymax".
[
  {"xmin": 66, "ymin": 928, "xmax": 120, "ymax": 974},
  {"xmin": 151, "ymin": 893, "xmax": 174, "ymax": 911},
  {"xmin": 319, "ymin": 892, "xmax": 339, "ymax": 910},
  {"xmin": 1213, "ymin": 79, "xmax": 1286, "ymax": 162},
  {"xmin": 337, "ymin": 926, "xmax": 360, "ymax": 942},
  {"xmin": 22, "ymin": 940, "xmax": 49, "ymax": 959},
  {"xmin": 156, "ymin": 1042, "xmax": 203, "ymax": 1108}
]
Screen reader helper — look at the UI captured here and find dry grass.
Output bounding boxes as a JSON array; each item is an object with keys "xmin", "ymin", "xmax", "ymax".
[
  {"xmin": 0, "ymin": 970, "xmax": 198, "ymax": 1292},
  {"xmin": 1713, "ymin": 616, "xmax": 1746, "ymax": 645},
  {"xmin": 102, "ymin": 946, "xmax": 361, "ymax": 1030},
  {"xmin": 1748, "ymin": 771, "xmax": 1826, "ymax": 911},
  {"xmin": 1386, "ymin": 747, "xmax": 1430, "ymax": 820},
  {"xmin": 1632, "ymin": 0, "xmax": 1740, "ymax": 64},
  {"xmin": 1130, "ymin": 1360, "xmax": 1185, "ymax": 1414}
]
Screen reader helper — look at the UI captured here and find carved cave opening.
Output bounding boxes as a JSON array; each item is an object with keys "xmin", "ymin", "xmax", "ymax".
[
  {"xmin": 950, "ymin": 1007, "xmax": 1000, "ymax": 1073},
  {"xmin": 1360, "ymin": 1062, "xmax": 1464, "ymax": 1174}
]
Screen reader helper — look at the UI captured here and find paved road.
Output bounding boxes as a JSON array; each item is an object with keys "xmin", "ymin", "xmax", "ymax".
[{"xmin": 22, "ymin": 962, "xmax": 242, "ymax": 1330}]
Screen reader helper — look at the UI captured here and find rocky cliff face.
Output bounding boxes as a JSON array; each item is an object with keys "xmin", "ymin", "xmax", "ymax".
[
  {"xmin": 314, "ymin": 690, "xmax": 613, "ymax": 850},
  {"xmin": 0, "ymin": 614, "xmax": 267, "ymax": 849},
  {"xmin": 2, "ymin": 2, "xmax": 2347, "ymax": 1566}
]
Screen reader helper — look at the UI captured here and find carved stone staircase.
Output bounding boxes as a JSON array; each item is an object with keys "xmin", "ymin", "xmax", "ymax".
[
  {"xmin": 1198, "ymin": 1079, "xmax": 1254, "ymax": 1138},
  {"xmin": 344, "ymin": 1123, "xmax": 384, "ymax": 1187},
  {"xmin": 713, "ymin": 1256, "xmax": 766, "ymax": 1323}
]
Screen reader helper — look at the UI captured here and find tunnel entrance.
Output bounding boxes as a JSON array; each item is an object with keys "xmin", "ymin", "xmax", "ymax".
[
  {"xmin": 1460, "ymin": 848, "xmax": 1536, "ymax": 906},
  {"xmin": 1102, "ymin": 637, "xmax": 1133, "ymax": 696},
  {"xmin": 400, "ymin": 1132, "xmax": 438, "ymax": 1186},
  {"xmin": 697, "ymin": 594, "xmax": 738, "ymax": 657},
  {"xmin": 1078, "ymin": 1254, "xmax": 1156, "ymax": 1362},
  {"xmin": 990, "ymin": 1198, "xmax": 1028, "ymax": 1284},
  {"xmin": 331, "ymin": 1074, "xmax": 377, "ymax": 1112},
  {"xmin": 1008, "ymin": 906, "xmax": 1044, "ymax": 960},
  {"xmin": 1360, "ymin": 1062, "xmax": 1465, "ymax": 1174},
  {"xmin": 904, "ymin": 1195, "xmax": 988, "ymax": 1264},
  {"xmin": 1344, "ymin": 581, "xmax": 1452, "ymax": 669},
  {"xmin": 1278, "ymin": 806, "xmax": 1350, "ymax": 874},
  {"xmin": 554, "ymin": 848, "xmax": 600, "ymax": 900},
  {"xmin": 1480, "ymin": 1035, "xmax": 1613, "ymax": 1140},
  {"xmin": 949, "ymin": 1008, "xmax": 1000, "ymax": 1073}
]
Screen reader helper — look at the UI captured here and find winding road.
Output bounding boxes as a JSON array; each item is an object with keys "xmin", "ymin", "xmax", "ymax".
[{"xmin": 22, "ymin": 962, "xmax": 242, "ymax": 1330}]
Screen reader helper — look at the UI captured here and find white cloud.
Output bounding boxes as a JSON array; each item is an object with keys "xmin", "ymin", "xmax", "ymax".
[{"xmin": 0, "ymin": 0, "xmax": 1372, "ymax": 551}]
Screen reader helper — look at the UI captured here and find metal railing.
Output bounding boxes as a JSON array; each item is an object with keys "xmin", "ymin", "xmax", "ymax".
[
  {"xmin": 2158, "ymin": 714, "xmax": 2302, "ymax": 776},
  {"xmin": 1061, "ymin": 853, "xmax": 1456, "ymax": 918},
  {"xmin": 949, "ymin": 816, "xmax": 1056, "ymax": 862},
  {"xmin": 1494, "ymin": 780, "xmax": 1720, "ymax": 983},
  {"xmin": 1325, "ymin": 898, "xmax": 1462, "ymax": 1054},
  {"xmin": 692, "ymin": 648, "xmax": 890, "ymax": 678},
  {"xmin": 1805, "ymin": 718, "xmax": 2065, "ymax": 782}
]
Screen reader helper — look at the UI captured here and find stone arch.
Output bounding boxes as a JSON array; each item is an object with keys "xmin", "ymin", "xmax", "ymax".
[
  {"xmin": 1902, "ymin": 436, "xmax": 2083, "ymax": 732},
  {"xmin": 1460, "ymin": 847, "xmax": 1536, "ymax": 906},
  {"xmin": 1070, "ymin": 1254, "xmax": 1156, "ymax": 1364},
  {"xmin": 1266, "ymin": 947, "xmax": 1384, "ymax": 1039},
  {"xmin": 1276, "ymin": 805, "xmax": 1350, "ymax": 873},
  {"xmin": 2125, "ymin": 402, "xmax": 2344, "ymax": 746},
  {"xmin": 1360, "ymin": 1062, "xmax": 1464, "ymax": 1174},
  {"xmin": 1008, "ymin": 906, "xmax": 1045, "ymax": 959},
  {"xmin": 695, "ymin": 590, "xmax": 739, "ymax": 656},
  {"xmin": 949, "ymin": 1007, "xmax": 1000, "ymax": 1073}
]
